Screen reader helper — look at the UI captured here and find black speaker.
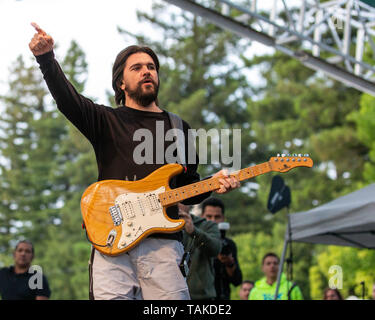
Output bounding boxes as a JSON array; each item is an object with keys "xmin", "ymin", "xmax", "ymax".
[{"xmin": 267, "ymin": 175, "xmax": 291, "ymax": 214}]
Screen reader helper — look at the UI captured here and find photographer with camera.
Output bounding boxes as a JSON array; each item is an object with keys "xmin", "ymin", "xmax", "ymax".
[
  {"xmin": 178, "ymin": 203, "xmax": 222, "ymax": 300},
  {"xmin": 201, "ymin": 198, "xmax": 242, "ymax": 300}
]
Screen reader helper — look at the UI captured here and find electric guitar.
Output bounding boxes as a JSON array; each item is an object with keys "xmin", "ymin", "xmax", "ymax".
[{"xmin": 81, "ymin": 154, "xmax": 313, "ymax": 256}]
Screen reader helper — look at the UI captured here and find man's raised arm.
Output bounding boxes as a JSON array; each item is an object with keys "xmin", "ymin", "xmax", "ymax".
[
  {"xmin": 29, "ymin": 22, "xmax": 54, "ymax": 56},
  {"xmin": 28, "ymin": 23, "xmax": 105, "ymax": 143}
]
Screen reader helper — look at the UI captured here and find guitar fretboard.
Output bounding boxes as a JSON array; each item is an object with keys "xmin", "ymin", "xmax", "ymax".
[{"xmin": 159, "ymin": 162, "xmax": 272, "ymax": 206}]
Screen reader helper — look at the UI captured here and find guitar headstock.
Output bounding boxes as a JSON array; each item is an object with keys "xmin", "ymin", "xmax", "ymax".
[{"xmin": 269, "ymin": 154, "xmax": 313, "ymax": 173}]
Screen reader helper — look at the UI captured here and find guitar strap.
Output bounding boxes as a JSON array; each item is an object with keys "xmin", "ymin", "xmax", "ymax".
[
  {"xmin": 167, "ymin": 111, "xmax": 186, "ymax": 167},
  {"xmin": 168, "ymin": 111, "xmax": 199, "ymax": 278}
]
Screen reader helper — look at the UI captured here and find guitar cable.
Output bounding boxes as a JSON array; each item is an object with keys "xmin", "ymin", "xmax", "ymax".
[{"xmin": 82, "ymin": 222, "xmax": 108, "ymax": 247}]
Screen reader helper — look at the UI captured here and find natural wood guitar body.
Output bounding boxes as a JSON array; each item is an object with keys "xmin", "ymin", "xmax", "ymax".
[{"xmin": 81, "ymin": 163, "xmax": 185, "ymax": 256}]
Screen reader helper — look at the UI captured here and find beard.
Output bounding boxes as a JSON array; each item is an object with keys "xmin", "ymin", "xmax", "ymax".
[{"xmin": 125, "ymin": 78, "xmax": 159, "ymax": 107}]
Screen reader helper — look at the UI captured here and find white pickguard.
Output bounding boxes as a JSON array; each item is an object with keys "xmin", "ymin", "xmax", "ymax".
[{"xmin": 114, "ymin": 187, "xmax": 183, "ymax": 250}]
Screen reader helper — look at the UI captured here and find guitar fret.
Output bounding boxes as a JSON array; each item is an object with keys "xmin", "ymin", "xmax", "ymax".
[
  {"xmin": 185, "ymin": 187, "xmax": 192, "ymax": 199},
  {"xmin": 255, "ymin": 165, "xmax": 260, "ymax": 176},
  {"xmin": 161, "ymin": 159, "xmax": 298, "ymax": 205},
  {"xmin": 169, "ymin": 191, "xmax": 176, "ymax": 202},
  {"xmin": 254, "ymin": 165, "xmax": 261, "ymax": 176},
  {"xmin": 254, "ymin": 165, "xmax": 259, "ymax": 175}
]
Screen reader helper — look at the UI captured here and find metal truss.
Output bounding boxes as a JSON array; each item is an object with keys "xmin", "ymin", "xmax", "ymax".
[{"xmin": 164, "ymin": 0, "xmax": 375, "ymax": 96}]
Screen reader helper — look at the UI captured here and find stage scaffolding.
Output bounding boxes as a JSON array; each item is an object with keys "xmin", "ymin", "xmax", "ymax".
[{"xmin": 164, "ymin": 0, "xmax": 375, "ymax": 96}]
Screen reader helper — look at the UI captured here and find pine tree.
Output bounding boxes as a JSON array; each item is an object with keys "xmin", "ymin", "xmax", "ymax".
[
  {"xmin": 37, "ymin": 41, "xmax": 96, "ymax": 299},
  {"xmin": 241, "ymin": 37, "xmax": 364, "ymax": 300},
  {"xmin": 0, "ymin": 54, "xmax": 66, "ymax": 254},
  {"xmin": 0, "ymin": 41, "xmax": 96, "ymax": 299},
  {"xmin": 349, "ymin": 93, "xmax": 375, "ymax": 183}
]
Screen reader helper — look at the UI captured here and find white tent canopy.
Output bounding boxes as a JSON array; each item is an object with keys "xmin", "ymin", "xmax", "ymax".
[
  {"xmin": 290, "ymin": 183, "xmax": 375, "ymax": 249},
  {"xmin": 275, "ymin": 183, "xmax": 375, "ymax": 299}
]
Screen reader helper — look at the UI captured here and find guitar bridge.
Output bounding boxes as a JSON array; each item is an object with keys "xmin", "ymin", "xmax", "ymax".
[{"xmin": 109, "ymin": 204, "xmax": 123, "ymax": 226}]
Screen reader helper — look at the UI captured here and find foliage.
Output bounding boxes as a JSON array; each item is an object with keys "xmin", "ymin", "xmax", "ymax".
[
  {"xmin": 309, "ymin": 245, "xmax": 375, "ymax": 300},
  {"xmin": 349, "ymin": 93, "xmax": 375, "ymax": 184},
  {"xmin": 0, "ymin": 41, "xmax": 94, "ymax": 299},
  {"xmin": 230, "ymin": 223, "xmax": 313, "ymax": 300}
]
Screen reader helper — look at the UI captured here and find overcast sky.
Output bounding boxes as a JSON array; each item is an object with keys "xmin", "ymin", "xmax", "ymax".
[
  {"xmin": 0, "ymin": 0, "xmax": 157, "ymax": 103},
  {"xmin": 0, "ymin": 0, "xmax": 273, "ymax": 105}
]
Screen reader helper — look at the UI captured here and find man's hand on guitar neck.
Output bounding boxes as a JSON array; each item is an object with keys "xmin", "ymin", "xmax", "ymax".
[
  {"xmin": 212, "ymin": 169, "xmax": 240, "ymax": 194},
  {"xmin": 29, "ymin": 22, "xmax": 54, "ymax": 56}
]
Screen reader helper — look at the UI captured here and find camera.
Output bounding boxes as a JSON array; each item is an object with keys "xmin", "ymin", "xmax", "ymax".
[{"xmin": 218, "ymin": 222, "xmax": 232, "ymax": 256}]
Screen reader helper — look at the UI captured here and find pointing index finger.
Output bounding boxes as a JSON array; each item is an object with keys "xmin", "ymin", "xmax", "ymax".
[{"xmin": 31, "ymin": 22, "xmax": 46, "ymax": 35}]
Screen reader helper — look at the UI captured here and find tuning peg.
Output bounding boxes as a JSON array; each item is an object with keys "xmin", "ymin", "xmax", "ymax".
[
  {"xmin": 277, "ymin": 153, "xmax": 281, "ymax": 157},
  {"xmin": 281, "ymin": 154, "xmax": 286, "ymax": 157},
  {"xmin": 304, "ymin": 154, "xmax": 310, "ymax": 157}
]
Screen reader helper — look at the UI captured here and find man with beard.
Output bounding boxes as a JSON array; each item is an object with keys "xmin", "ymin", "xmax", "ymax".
[
  {"xmin": 29, "ymin": 23, "xmax": 240, "ymax": 300},
  {"xmin": 0, "ymin": 240, "xmax": 51, "ymax": 300}
]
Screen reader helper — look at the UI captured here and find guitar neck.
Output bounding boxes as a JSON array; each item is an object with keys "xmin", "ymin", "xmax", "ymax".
[{"xmin": 159, "ymin": 162, "xmax": 272, "ymax": 206}]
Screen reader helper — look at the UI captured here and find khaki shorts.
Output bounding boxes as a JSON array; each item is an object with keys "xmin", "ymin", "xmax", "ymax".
[{"xmin": 90, "ymin": 238, "xmax": 190, "ymax": 300}]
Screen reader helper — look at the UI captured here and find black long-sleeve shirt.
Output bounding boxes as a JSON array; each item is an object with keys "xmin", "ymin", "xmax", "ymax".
[{"xmin": 36, "ymin": 50, "xmax": 210, "ymax": 241}]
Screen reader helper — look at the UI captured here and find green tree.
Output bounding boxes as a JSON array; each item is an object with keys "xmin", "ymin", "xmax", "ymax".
[
  {"xmin": 244, "ymin": 51, "xmax": 364, "ymax": 217},
  {"xmin": 231, "ymin": 222, "xmax": 313, "ymax": 300},
  {"xmin": 37, "ymin": 41, "xmax": 96, "ymax": 300},
  {"xmin": 0, "ymin": 54, "xmax": 66, "ymax": 254},
  {"xmin": 309, "ymin": 245, "xmax": 375, "ymax": 300},
  {"xmin": 0, "ymin": 41, "xmax": 95, "ymax": 299},
  {"xmin": 349, "ymin": 93, "xmax": 375, "ymax": 184},
  {"xmin": 240, "ymin": 24, "xmax": 365, "ymax": 300}
]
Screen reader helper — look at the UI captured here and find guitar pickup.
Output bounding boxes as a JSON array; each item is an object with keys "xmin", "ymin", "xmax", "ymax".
[{"xmin": 109, "ymin": 204, "xmax": 123, "ymax": 226}]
